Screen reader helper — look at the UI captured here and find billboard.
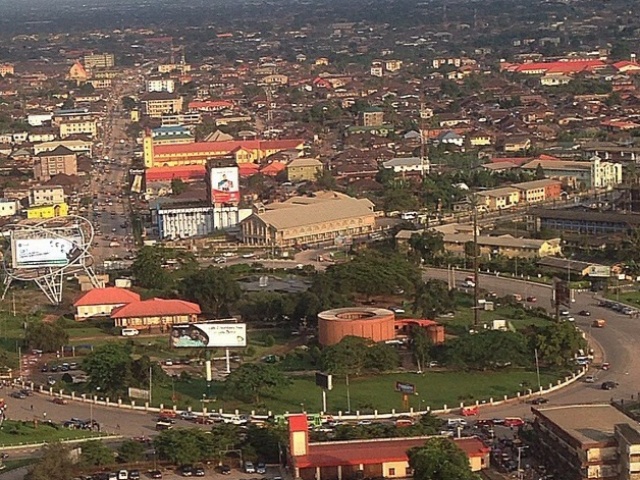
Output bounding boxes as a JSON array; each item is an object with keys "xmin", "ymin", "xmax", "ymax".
[
  {"xmin": 128, "ymin": 387, "xmax": 150, "ymax": 400},
  {"xmin": 210, "ymin": 166, "xmax": 240, "ymax": 204},
  {"xmin": 315, "ymin": 372, "xmax": 333, "ymax": 391},
  {"xmin": 170, "ymin": 322, "xmax": 247, "ymax": 348},
  {"xmin": 12, "ymin": 237, "xmax": 81, "ymax": 269},
  {"xmin": 587, "ymin": 265, "xmax": 612, "ymax": 278},
  {"xmin": 395, "ymin": 381, "xmax": 416, "ymax": 395}
]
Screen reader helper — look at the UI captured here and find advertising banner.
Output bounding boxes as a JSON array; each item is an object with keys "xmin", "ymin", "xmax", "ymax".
[
  {"xmin": 12, "ymin": 237, "xmax": 80, "ymax": 269},
  {"xmin": 210, "ymin": 166, "xmax": 240, "ymax": 204},
  {"xmin": 395, "ymin": 381, "xmax": 416, "ymax": 395},
  {"xmin": 171, "ymin": 322, "xmax": 247, "ymax": 348},
  {"xmin": 128, "ymin": 387, "xmax": 150, "ymax": 400},
  {"xmin": 587, "ymin": 265, "xmax": 612, "ymax": 278}
]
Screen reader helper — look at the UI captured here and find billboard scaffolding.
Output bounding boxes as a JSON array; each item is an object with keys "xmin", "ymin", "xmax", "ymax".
[{"xmin": 1, "ymin": 216, "xmax": 101, "ymax": 305}]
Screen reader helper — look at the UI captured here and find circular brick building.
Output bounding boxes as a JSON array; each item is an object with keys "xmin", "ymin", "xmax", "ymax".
[{"xmin": 318, "ymin": 307, "xmax": 396, "ymax": 346}]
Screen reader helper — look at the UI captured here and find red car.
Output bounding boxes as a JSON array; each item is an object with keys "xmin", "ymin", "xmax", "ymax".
[{"xmin": 503, "ymin": 417, "xmax": 525, "ymax": 427}]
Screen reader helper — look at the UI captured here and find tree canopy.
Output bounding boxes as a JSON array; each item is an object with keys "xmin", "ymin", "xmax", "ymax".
[
  {"xmin": 413, "ymin": 280, "xmax": 455, "ymax": 318},
  {"xmin": 25, "ymin": 443, "xmax": 74, "ymax": 480},
  {"xmin": 409, "ymin": 437, "xmax": 479, "ymax": 480},
  {"xmin": 179, "ymin": 266, "xmax": 242, "ymax": 317},
  {"xmin": 25, "ymin": 321, "xmax": 69, "ymax": 353},
  {"xmin": 224, "ymin": 363, "xmax": 289, "ymax": 403},
  {"xmin": 320, "ymin": 336, "xmax": 399, "ymax": 375},
  {"xmin": 131, "ymin": 246, "xmax": 174, "ymax": 290}
]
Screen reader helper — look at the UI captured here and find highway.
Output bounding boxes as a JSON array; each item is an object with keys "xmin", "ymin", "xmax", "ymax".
[{"xmin": 423, "ymin": 268, "xmax": 638, "ymax": 418}]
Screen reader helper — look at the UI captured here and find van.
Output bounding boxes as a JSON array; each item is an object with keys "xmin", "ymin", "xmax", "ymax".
[{"xmin": 121, "ymin": 328, "xmax": 139, "ymax": 336}]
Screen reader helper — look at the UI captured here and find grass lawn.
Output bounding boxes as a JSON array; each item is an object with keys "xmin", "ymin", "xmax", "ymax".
[
  {"xmin": 604, "ymin": 290, "xmax": 640, "ymax": 307},
  {"xmin": 0, "ymin": 420, "xmax": 108, "ymax": 447},
  {"xmin": 145, "ymin": 368, "xmax": 563, "ymax": 414},
  {"xmin": 2, "ymin": 458, "xmax": 36, "ymax": 472}
]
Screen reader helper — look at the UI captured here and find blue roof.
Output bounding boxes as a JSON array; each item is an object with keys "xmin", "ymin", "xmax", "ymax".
[{"xmin": 152, "ymin": 126, "xmax": 191, "ymax": 136}]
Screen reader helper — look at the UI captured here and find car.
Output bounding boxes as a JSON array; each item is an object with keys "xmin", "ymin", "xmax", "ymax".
[
  {"xmin": 179, "ymin": 411, "xmax": 198, "ymax": 421},
  {"xmin": 118, "ymin": 470, "xmax": 129, "ymax": 480},
  {"xmin": 602, "ymin": 362, "xmax": 610, "ymax": 370},
  {"xmin": 528, "ymin": 397, "xmax": 548, "ymax": 405},
  {"xmin": 503, "ymin": 417, "xmax": 525, "ymax": 427},
  {"xmin": 50, "ymin": 365, "xmax": 59, "ymax": 372},
  {"xmin": 193, "ymin": 467, "xmax": 205, "ymax": 477},
  {"xmin": 40, "ymin": 365, "xmax": 49, "ymax": 373},
  {"xmin": 149, "ymin": 471, "xmax": 162, "ymax": 479},
  {"xmin": 128, "ymin": 471, "xmax": 140, "ymax": 480},
  {"xmin": 219, "ymin": 465, "xmax": 231, "ymax": 475},
  {"xmin": 585, "ymin": 375, "xmax": 595, "ymax": 383},
  {"xmin": 526, "ymin": 296, "xmax": 537, "ymax": 303},
  {"xmin": 428, "ymin": 361, "xmax": 440, "ymax": 368},
  {"xmin": 47, "ymin": 377, "xmax": 56, "ymax": 386},
  {"xmin": 579, "ymin": 310, "xmax": 591, "ymax": 316},
  {"xmin": 180, "ymin": 466, "xmax": 193, "ymax": 477},
  {"xmin": 10, "ymin": 392, "xmax": 25, "ymax": 399},
  {"xmin": 245, "ymin": 462, "xmax": 256, "ymax": 474},
  {"xmin": 256, "ymin": 463, "xmax": 267, "ymax": 474},
  {"xmin": 601, "ymin": 381, "xmax": 618, "ymax": 390},
  {"xmin": 388, "ymin": 306, "xmax": 406, "ymax": 314},
  {"xmin": 52, "ymin": 397, "xmax": 68, "ymax": 405},
  {"xmin": 559, "ymin": 308, "xmax": 570, "ymax": 316},
  {"xmin": 357, "ymin": 420, "xmax": 373, "ymax": 426}
]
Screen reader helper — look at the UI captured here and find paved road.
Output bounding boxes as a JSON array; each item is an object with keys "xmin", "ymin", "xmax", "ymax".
[{"xmin": 424, "ymin": 268, "xmax": 637, "ymax": 420}]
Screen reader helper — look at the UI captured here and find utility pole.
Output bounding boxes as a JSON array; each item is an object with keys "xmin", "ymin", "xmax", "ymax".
[{"xmin": 473, "ymin": 203, "xmax": 480, "ymax": 326}]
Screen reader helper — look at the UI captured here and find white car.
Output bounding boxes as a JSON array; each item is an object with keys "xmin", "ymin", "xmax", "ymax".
[{"xmin": 244, "ymin": 462, "xmax": 256, "ymax": 474}]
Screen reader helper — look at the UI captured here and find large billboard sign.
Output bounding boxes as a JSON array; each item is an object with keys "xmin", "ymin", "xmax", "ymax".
[
  {"xmin": 210, "ymin": 166, "xmax": 240, "ymax": 204},
  {"xmin": 12, "ymin": 237, "xmax": 81, "ymax": 269},
  {"xmin": 587, "ymin": 265, "xmax": 612, "ymax": 278},
  {"xmin": 170, "ymin": 322, "xmax": 247, "ymax": 348}
]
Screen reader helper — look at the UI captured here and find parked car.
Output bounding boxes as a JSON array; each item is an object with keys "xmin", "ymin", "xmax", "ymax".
[
  {"xmin": 193, "ymin": 467, "xmax": 205, "ymax": 477},
  {"xmin": 219, "ymin": 465, "xmax": 231, "ymax": 475},
  {"xmin": 10, "ymin": 392, "xmax": 25, "ymax": 399},
  {"xmin": 180, "ymin": 466, "xmax": 193, "ymax": 477},
  {"xmin": 128, "ymin": 471, "xmax": 140, "ymax": 480},
  {"xmin": 118, "ymin": 470, "xmax": 129, "ymax": 480},
  {"xmin": 527, "ymin": 397, "xmax": 548, "ymax": 405},
  {"xmin": 244, "ymin": 462, "xmax": 256, "ymax": 474},
  {"xmin": 149, "ymin": 471, "xmax": 162, "ymax": 479},
  {"xmin": 579, "ymin": 310, "xmax": 591, "ymax": 316},
  {"xmin": 503, "ymin": 417, "xmax": 525, "ymax": 427},
  {"xmin": 256, "ymin": 463, "xmax": 267, "ymax": 474},
  {"xmin": 584, "ymin": 375, "xmax": 595, "ymax": 383},
  {"xmin": 526, "ymin": 296, "xmax": 537, "ymax": 303},
  {"xmin": 178, "ymin": 411, "xmax": 198, "ymax": 421},
  {"xmin": 52, "ymin": 397, "xmax": 68, "ymax": 405}
]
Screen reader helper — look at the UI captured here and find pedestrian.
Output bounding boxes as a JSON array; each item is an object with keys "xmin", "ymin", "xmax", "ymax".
[
  {"xmin": 117, "ymin": 424, "xmax": 120, "ymax": 430},
  {"xmin": 43, "ymin": 412, "xmax": 47, "ymax": 419},
  {"xmin": 30, "ymin": 404, "xmax": 33, "ymax": 411}
]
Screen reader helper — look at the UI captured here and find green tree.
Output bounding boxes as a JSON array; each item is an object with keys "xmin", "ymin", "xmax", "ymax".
[
  {"xmin": 171, "ymin": 178, "xmax": 188, "ymax": 195},
  {"xmin": 409, "ymin": 437, "xmax": 479, "ymax": 480},
  {"xmin": 535, "ymin": 164, "xmax": 546, "ymax": 180},
  {"xmin": 118, "ymin": 439, "xmax": 145, "ymax": 463},
  {"xmin": 409, "ymin": 326, "xmax": 432, "ymax": 371},
  {"xmin": 320, "ymin": 336, "xmax": 398, "ymax": 375},
  {"xmin": 443, "ymin": 330, "xmax": 530, "ymax": 370},
  {"xmin": 531, "ymin": 322, "xmax": 587, "ymax": 367},
  {"xmin": 180, "ymin": 266, "xmax": 242, "ymax": 317},
  {"xmin": 80, "ymin": 440, "xmax": 115, "ymax": 468},
  {"xmin": 154, "ymin": 429, "xmax": 207, "ymax": 466},
  {"xmin": 131, "ymin": 246, "xmax": 173, "ymax": 290},
  {"xmin": 224, "ymin": 363, "xmax": 289, "ymax": 403},
  {"xmin": 409, "ymin": 232, "xmax": 444, "ymax": 264},
  {"xmin": 122, "ymin": 96, "xmax": 137, "ymax": 111},
  {"xmin": 244, "ymin": 424, "xmax": 287, "ymax": 463},
  {"xmin": 413, "ymin": 280, "xmax": 454, "ymax": 318},
  {"xmin": 25, "ymin": 321, "xmax": 69, "ymax": 353},
  {"xmin": 82, "ymin": 344, "xmax": 133, "ymax": 396},
  {"xmin": 25, "ymin": 443, "xmax": 74, "ymax": 480}
]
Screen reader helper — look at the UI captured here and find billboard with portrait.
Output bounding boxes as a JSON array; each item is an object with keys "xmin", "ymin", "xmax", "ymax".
[
  {"xmin": 170, "ymin": 322, "xmax": 247, "ymax": 348},
  {"xmin": 12, "ymin": 237, "xmax": 81, "ymax": 269},
  {"xmin": 209, "ymin": 166, "xmax": 240, "ymax": 204}
]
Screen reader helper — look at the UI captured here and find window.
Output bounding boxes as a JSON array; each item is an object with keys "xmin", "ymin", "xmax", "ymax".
[
  {"xmin": 405, "ymin": 468, "xmax": 412, "ymax": 476},
  {"xmin": 388, "ymin": 469, "xmax": 395, "ymax": 476}
]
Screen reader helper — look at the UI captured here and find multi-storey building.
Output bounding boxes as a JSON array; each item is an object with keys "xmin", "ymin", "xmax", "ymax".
[
  {"xmin": 83, "ymin": 53, "xmax": 115, "ymax": 70},
  {"xmin": 140, "ymin": 92, "xmax": 183, "ymax": 118},
  {"xmin": 33, "ymin": 146, "xmax": 77, "ymax": 181},
  {"xmin": 29, "ymin": 186, "xmax": 65, "ymax": 206},
  {"xmin": 59, "ymin": 119, "xmax": 98, "ymax": 139}
]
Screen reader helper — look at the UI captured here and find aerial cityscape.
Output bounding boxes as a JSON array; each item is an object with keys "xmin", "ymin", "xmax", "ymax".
[{"xmin": 1, "ymin": 0, "xmax": 640, "ymax": 479}]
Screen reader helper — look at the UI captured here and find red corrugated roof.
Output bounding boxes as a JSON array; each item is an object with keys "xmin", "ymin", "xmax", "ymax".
[
  {"xmin": 515, "ymin": 60, "xmax": 605, "ymax": 74},
  {"xmin": 73, "ymin": 287, "xmax": 141, "ymax": 307},
  {"xmin": 260, "ymin": 161, "xmax": 286, "ymax": 175},
  {"xmin": 145, "ymin": 165, "xmax": 206, "ymax": 182},
  {"xmin": 490, "ymin": 157, "xmax": 532, "ymax": 166},
  {"xmin": 153, "ymin": 139, "xmax": 304, "ymax": 156},
  {"xmin": 293, "ymin": 437, "xmax": 489, "ymax": 468},
  {"xmin": 111, "ymin": 298, "xmax": 201, "ymax": 318}
]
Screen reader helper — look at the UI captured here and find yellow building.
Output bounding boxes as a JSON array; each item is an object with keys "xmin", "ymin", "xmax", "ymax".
[
  {"xmin": 67, "ymin": 61, "xmax": 88, "ymax": 84},
  {"xmin": 287, "ymin": 158, "xmax": 323, "ymax": 182},
  {"xmin": 59, "ymin": 119, "xmax": 97, "ymax": 139},
  {"xmin": 140, "ymin": 92, "xmax": 183, "ymax": 118},
  {"xmin": 477, "ymin": 187, "xmax": 521, "ymax": 210},
  {"xmin": 442, "ymin": 232, "xmax": 561, "ymax": 258},
  {"xmin": 0, "ymin": 64, "xmax": 14, "ymax": 76},
  {"xmin": 26, "ymin": 202, "xmax": 69, "ymax": 219}
]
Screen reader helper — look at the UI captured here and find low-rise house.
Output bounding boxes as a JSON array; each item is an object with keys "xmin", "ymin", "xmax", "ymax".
[
  {"xmin": 382, "ymin": 157, "xmax": 430, "ymax": 174},
  {"xmin": 73, "ymin": 287, "xmax": 141, "ymax": 320},
  {"xmin": 477, "ymin": 187, "xmax": 521, "ymax": 210},
  {"xmin": 442, "ymin": 233, "xmax": 562, "ymax": 258},
  {"xmin": 512, "ymin": 179, "xmax": 563, "ymax": 203},
  {"xmin": 287, "ymin": 158, "xmax": 323, "ymax": 182},
  {"xmin": 111, "ymin": 298, "xmax": 201, "ymax": 329}
]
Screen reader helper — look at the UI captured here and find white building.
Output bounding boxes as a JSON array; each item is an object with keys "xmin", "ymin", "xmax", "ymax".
[
  {"xmin": 382, "ymin": 157, "xmax": 430, "ymax": 174},
  {"xmin": 27, "ymin": 113, "xmax": 53, "ymax": 127},
  {"xmin": 152, "ymin": 201, "xmax": 214, "ymax": 240},
  {"xmin": 0, "ymin": 199, "xmax": 19, "ymax": 217},
  {"xmin": 591, "ymin": 156, "xmax": 623, "ymax": 189},
  {"xmin": 29, "ymin": 186, "xmax": 65, "ymax": 206},
  {"xmin": 146, "ymin": 78, "xmax": 176, "ymax": 93}
]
